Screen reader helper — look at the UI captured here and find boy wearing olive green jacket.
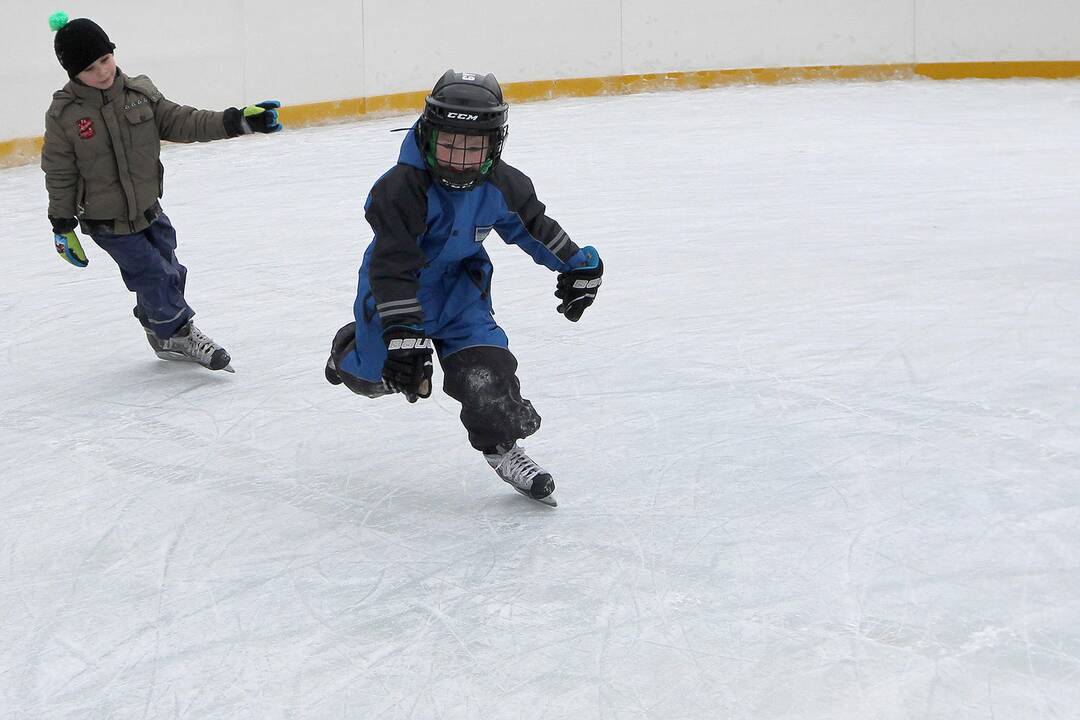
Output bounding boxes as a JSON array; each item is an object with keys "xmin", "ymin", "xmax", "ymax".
[{"xmin": 42, "ymin": 12, "xmax": 281, "ymax": 372}]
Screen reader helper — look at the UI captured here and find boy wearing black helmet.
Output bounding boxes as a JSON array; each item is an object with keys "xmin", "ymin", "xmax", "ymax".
[{"xmin": 326, "ymin": 70, "xmax": 605, "ymax": 507}]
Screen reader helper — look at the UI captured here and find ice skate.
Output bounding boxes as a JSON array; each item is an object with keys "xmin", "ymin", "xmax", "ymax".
[
  {"xmin": 484, "ymin": 442, "xmax": 557, "ymax": 506},
  {"xmin": 324, "ymin": 352, "xmax": 344, "ymax": 385},
  {"xmin": 325, "ymin": 324, "xmax": 394, "ymax": 397},
  {"xmin": 145, "ymin": 322, "xmax": 234, "ymax": 372},
  {"xmin": 325, "ymin": 352, "xmax": 394, "ymax": 397}
]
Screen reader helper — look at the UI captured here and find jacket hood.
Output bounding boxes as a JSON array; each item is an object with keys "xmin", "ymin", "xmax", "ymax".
[{"xmin": 396, "ymin": 120, "xmax": 427, "ymax": 171}]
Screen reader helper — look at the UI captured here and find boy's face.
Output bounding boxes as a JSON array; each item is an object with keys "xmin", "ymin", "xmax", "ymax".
[
  {"xmin": 77, "ymin": 53, "xmax": 116, "ymax": 90},
  {"xmin": 434, "ymin": 132, "xmax": 490, "ymax": 174}
]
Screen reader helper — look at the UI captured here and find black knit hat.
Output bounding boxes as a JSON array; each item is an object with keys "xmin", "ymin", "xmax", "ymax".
[{"xmin": 49, "ymin": 12, "xmax": 116, "ymax": 78}]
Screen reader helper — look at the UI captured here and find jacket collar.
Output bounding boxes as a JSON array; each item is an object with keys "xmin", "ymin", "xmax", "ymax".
[
  {"xmin": 65, "ymin": 69, "xmax": 127, "ymax": 107},
  {"xmin": 397, "ymin": 120, "xmax": 427, "ymax": 171}
]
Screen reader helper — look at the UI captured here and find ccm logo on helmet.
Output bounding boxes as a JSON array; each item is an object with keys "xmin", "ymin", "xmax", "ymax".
[{"xmin": 447, "ymin": 112, "xmax": 479, "ymax": 121}]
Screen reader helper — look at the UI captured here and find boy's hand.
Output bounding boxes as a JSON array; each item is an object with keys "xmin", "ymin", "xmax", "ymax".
[
  {"xmin": 555, "ymin": 246, "xmax": 603, "ymax": 321},
  {"xmin": 241, "ymin": 101, "xmax": 282, "ymax": 134},
  {"xmin": 381, "ymin": 325, "xmax": 434, "ymax": 403},
  {"xmin": 54, "ymin": 230, "xmax": 88, "ymax": 268}
]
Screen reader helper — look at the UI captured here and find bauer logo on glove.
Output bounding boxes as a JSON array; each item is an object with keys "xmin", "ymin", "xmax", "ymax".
[
  {"xmin": 381, "ymin": 325, "xmax": 434, "ymax": 403},
  {"xmin": 387, "ymin": 337, "xmax": 434, "ymax": 352}
]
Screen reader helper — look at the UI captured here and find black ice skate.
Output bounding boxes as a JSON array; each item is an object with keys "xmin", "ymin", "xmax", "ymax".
[
  {"xmin": 324, "ymin": 352, "xmax": 344, "ymax": 385},
  {"xmin": 145, "ymin": 322, "xmax": 233, "ymax": 373},
  {"xmin": 324, "ymin": 325, "xmax": 395, "ymax": 397},
  {"xmin": 484, "ymin": 442, "xmax": 557, "ymax": 507},
  {"xmin": 324, "ymin": 352, "xmax": 394, "ymax": 397}
]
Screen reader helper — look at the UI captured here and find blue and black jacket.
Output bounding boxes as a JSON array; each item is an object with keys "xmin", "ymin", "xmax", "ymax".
[{"xmin": 356, "ymin": 121, "xmax": 586, "ymax": 334}]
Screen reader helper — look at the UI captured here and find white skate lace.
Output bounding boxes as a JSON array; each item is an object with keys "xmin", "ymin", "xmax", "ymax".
[
  {"xmin": 185, "ymin": 324, "xmax": 219, "ymax": 361},
  {"xmin": 165, "ymin": 323, "xmax": 220, "ymax": 362},
  {"xmin": 493, "ymin": 444, "xmax": 545, "ymax": 490}
]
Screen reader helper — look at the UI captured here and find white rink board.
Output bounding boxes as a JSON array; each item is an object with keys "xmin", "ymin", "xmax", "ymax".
[
  {"xmin": 3, "ymin": 0, "xmax": 1080, "ymax": 138},
  {"xmin": 915, "ymin": 0, "xmax": 1080, "ymax": 62}
]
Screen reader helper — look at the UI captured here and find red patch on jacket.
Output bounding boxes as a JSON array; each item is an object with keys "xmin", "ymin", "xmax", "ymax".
[{"xmin": 77, "ymin": 118, "xmax": 95, "ymax": 139}]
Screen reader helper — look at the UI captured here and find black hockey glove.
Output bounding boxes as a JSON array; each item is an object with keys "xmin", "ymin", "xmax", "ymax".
[
  {"xmin": 555, "ymin": 246, "xmax": 603, "ymax": 322},
  {"xmin": 381, "ymin": 325, "xmax": 434, "ymax": 403}
]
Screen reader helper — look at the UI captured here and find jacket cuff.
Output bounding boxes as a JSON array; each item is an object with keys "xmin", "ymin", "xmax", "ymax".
[
  {"xmin": 375, "ymin": 297, "xmax": 424, "ymax": 328},
  {"xmin": 49, "ymin": 216, "xmax": 78, "ymax": 234},
  {"xmin": 223, "ymin": 107, "xmax": 245, "ymax": 138}
]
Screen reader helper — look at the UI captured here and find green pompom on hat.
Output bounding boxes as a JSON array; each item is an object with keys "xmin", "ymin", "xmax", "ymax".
[
  {"xmin": 48, "ymin": 11, "xmax": 69, "ymax": 31},
  {"xmin": 49, "ymin": 11, "xmax": 115, "ymax": 78}
]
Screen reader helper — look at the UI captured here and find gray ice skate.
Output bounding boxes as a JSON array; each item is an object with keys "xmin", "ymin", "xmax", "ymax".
[
  {"xmin": 144, "ymin": 322, "xmax": 234, "ymax": 373},
  {"xmin": 484, "ymin": 442, "xmax": 557, "ymax": 507}
]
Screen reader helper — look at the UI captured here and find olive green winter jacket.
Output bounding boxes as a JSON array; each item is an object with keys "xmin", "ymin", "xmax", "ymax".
[{"xmin": 41, "ymin": 70, "xmax": 233, "ymax": 235}]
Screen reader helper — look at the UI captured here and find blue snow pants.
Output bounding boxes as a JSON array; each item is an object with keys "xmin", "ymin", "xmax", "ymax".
[
  {"xmin": 340, "ymin": 260, "xmax": 508, "ymax": 384},
  {"xmin": 331, "ymin": 261, "xmax": 542, "ymax": 451},
  {"xmin": 92, "ymin": 214, "xmax": 194, "ymax": 340}
]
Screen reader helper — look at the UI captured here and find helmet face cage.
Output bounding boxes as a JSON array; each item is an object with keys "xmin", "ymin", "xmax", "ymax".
[
  {"xmin": 418, "ymin": 71, "xmax": 509, "ymax": 191},
  {"xmin": 419, "ymin": 123, "xmax": 508, "ymax": 191}
]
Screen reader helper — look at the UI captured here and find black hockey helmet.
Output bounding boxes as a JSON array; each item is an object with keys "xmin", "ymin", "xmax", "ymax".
[{"xmin": 418, "ymin": 70, "xmax": 509, "ymax": 191}]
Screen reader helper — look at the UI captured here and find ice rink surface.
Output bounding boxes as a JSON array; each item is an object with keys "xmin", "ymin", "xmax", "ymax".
[{"xmin": 1, "ymin": 79, "xmax": 1079, "ymax": 719}]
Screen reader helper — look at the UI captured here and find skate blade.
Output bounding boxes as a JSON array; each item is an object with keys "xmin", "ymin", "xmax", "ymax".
[
  {"xmin": 510, "ymin": 486, "xmax": 558, "ymax": 507},
  {"xmin": 155, "ymin": 350, "xmax": 236, "ymax": 373},
  {"xmin": 535, "ymin": 492, "xmax": 558, "ymax": 507}
]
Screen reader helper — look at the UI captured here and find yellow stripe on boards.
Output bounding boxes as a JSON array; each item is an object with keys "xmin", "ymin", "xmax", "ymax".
[
  {"xmin": 363, "ymin": 90, "xmax": 430, "ymax": 116},
  {"xmin": 275, "ymin": 97, "xmax": 367, "ymax": 127},
  {"xmin": 503, "ymin": 64, "xmax": 914, "ymax": 103},
  {"xmin": 5, "ymin": 61, "xmax": 1080, "ymax": 169},
  {"xmin": 915, "ymin": 60, "xmax": 1080, "ymax": 80},
  {"xmin": 0, "ymin": 136, "xmax": 44, "ymax": 169}
]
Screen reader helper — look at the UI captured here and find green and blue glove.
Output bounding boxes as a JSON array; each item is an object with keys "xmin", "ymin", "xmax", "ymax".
[
  {"xmin": 224, "ymin": 101, "xmax": 283, "ymax": 137},
  {"xmin": 241, "ymin": 101, "xmax": 282, "ymax": 134},
  {"xmin": 51, "ymin": 218, "xmax": 88, "ymax": 268}
]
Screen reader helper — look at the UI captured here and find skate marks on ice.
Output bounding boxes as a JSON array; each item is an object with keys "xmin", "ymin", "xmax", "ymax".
[{"xmin": 2, "ymin": 80, "xmax": 1080, "ymax": 717}]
